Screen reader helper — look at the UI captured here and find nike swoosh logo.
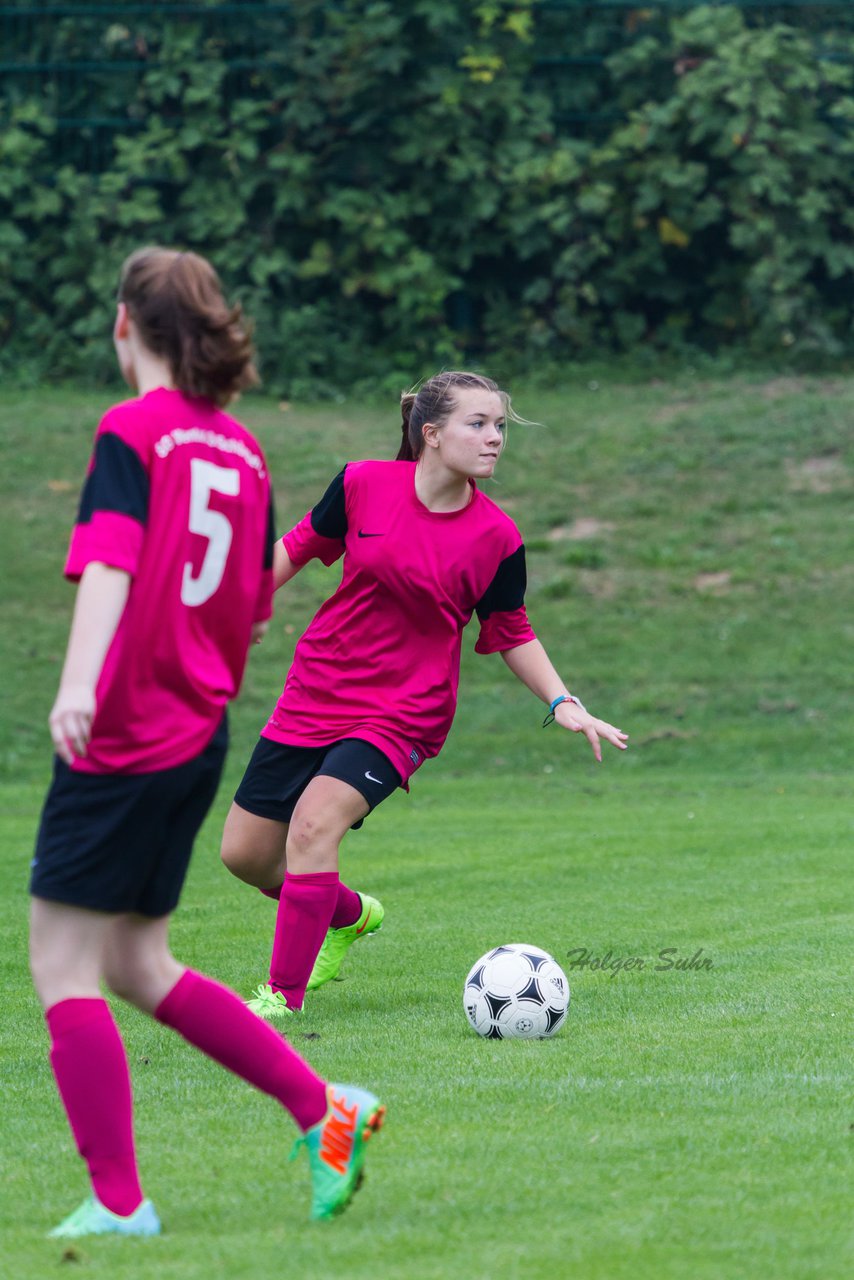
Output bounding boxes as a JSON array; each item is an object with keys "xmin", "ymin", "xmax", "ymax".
[
  {"xmin": 364, "ymin": 770, "xmax": 382, "ymax": 784},
  {"xmin": 356, "ymin": 908, "xmax": 373, "ymax": 935},
  {"xmin": 357, "ymin": 530, "xmax": 383, "ymax": 538}
]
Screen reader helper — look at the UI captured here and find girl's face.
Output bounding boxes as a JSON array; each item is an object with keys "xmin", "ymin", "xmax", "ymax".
[{"xmin": 423, "ymin": 387, "xmax": 506, "ymax": 480}]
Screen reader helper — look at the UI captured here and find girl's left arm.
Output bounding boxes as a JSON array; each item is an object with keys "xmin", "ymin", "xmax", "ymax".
[{"xmin": 500, "ymin": 638, "xmax": 628, "ymax": 763}]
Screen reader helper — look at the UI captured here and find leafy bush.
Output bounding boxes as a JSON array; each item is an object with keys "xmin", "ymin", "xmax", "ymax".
[
  {"xmin": 0, "ymin": 0, "xmax": 555, "ymax": 392},
  {"xmin": 2, "ymin": 2, "xmax": 854, "ymax": 389},
  {"xmin": 518, "ymin": 5, "xmax": 854, "ymax": 358}
]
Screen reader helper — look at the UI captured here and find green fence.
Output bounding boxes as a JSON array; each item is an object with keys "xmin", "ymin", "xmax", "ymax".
[{"xmin": 3, "ymin": 2, "xmax": 854, "ymax": 172}]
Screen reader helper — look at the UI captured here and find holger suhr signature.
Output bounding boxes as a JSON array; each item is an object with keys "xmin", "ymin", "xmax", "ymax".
[{"xmin": 565, "ymin": 947, "xmax": 714, "ymax": 978}]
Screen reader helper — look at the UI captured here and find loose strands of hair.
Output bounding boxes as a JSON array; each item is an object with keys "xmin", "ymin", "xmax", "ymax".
[
  {"xmin": 118, "ymin": 247, "xmax": 258, "ymax": 407},
  {"xmin": 397, "ymin": 371, "xmax": 530, "ymax": 462}
]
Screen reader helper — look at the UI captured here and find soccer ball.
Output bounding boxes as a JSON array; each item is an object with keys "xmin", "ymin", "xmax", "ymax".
[{"xmin": 463, "ymin": 943, "xmax": 570, "ymax": 1039}]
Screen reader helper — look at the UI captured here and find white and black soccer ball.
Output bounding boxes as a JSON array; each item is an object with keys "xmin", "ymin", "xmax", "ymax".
[{"xmin": 463, "ymin": 943, "xmax": 570, "ymax": 1040}]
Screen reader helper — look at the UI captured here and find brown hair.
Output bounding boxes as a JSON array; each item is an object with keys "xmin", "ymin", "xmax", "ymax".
[
  {"xmin": 118, "ymin": 246, "xmax": 258, "ymax": 406},
  {"xmin": 398, "ymin": 371, "xmax": 520, "ymax": 462}
]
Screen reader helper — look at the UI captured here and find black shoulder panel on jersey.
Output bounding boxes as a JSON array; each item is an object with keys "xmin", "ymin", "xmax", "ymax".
[
  {"xmin": 263, "ymin": 492, "xmax": 276, "ymax": 570},
  {"xmin": 310, "ymin": 467, "xmax": 348, "ymax": 540},
  {"xmin": 77, "ymin": 432, "xmax": 150, "ymax": 526},
  {"xmin": 475, "ymin": 544, "xmax": 527, "ymax": 621}
]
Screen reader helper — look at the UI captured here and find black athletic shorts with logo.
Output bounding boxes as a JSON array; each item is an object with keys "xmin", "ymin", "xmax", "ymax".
[
  {"xmin": 233, "ymin": 737, "xmax": 401, "ymax": 828},
  {"xmin": 30, "ymin": 716, "xmax": 228, "ymax": 918}
]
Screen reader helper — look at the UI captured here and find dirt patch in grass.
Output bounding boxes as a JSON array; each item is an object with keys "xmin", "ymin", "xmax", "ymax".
[
  {"xmin": 758, "ymin": 377, "xmax": 807, "ymax": 401},
  {"xmin": 548, "ymin": 517, "xmax": 616, "ymax": 541},
  {"xmin": 785, "ymin": 454, "xmax": 849, "ymax": 494},
  {"xmin": 694, "ymin": 571, "xmax": 732, "ymax": 594},
  {"xmin": 578, "ymin": 568, "xmax": 619, "ymax": 599},
  {"xmin": 755, "ymin": 376, "xmax": 850, "ymax": 401},
  {"xmin": 651, "ymin": 400, "xmax": 698, "ymax": 424}
]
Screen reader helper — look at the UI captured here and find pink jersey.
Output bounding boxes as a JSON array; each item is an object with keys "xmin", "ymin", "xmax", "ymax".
[
  {"xmin": 263, "ymin": 459, "xmax": 536, "ymax": 781},
  {"xmin": 65, "ymin": 388, "xmax": 275, "ymax": 774}
]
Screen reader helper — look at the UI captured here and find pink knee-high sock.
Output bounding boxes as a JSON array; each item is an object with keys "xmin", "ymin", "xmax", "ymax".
[
  {"xmin": 155, "ymin": 970, "xmax": 327, "ymax": 1131},
  {"xmin": 269, "ymin": 871, "xmax": 340, "ymax": 1009},
  {"xmin": 331, "ymin": 883, "xmax": 362, "ymax": 929},
  {"xmin": 263, "ymin": 880, "xmax": 360, "ymax": 926},
  {"xmin": 46, "ymin": 998, "xmax": 144, "ymax": 1217}
]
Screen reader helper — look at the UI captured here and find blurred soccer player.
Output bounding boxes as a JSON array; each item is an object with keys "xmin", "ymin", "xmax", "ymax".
[
  {"xmin": 29, "ymin": 247, "xmax": 383, "ymax": 1239},
  {"xmin": 220, "ymin": 371, "xmax": 628, "ymax": 1018}
]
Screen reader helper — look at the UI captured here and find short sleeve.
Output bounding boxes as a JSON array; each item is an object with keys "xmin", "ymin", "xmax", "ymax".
[
  {"xmin": 474, "ymin": 544, "xmax": 537, "ymax": 653},
  {"xmin": 254, "ymin": 490, "xmax": 277, "ymax": 623},
  {"xmin": 64, "ymin": 431, "xmax": 150, "ymax": 581},
  {"xmin": 283, "ymin": 468, "xmax": 347, "ymax": 567}
]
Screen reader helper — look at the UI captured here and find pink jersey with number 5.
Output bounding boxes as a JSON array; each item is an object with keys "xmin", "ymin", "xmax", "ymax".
[{"xmin": 63, "ymin": 387, "xmax": 275, "ymax": 773}]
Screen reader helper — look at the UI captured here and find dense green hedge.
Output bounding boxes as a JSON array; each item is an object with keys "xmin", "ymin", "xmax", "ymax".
[{"xmin": 2, "ymin": 2, "xmax": 854, "ymax": 391}]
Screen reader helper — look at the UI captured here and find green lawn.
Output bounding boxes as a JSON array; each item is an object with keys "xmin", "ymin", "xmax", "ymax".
[{"xmin": 1, "ymin": 371, "xmax": 851, "ymax": 1278}]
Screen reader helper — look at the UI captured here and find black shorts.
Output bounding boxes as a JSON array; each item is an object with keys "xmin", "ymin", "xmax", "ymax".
[
  {"xmin": 29, "ymin": 717, "xmax": 228, "ymax": 918},
  {"xmin": 233, "ymin": 737, "xmax": 401, "ymax": 828}
]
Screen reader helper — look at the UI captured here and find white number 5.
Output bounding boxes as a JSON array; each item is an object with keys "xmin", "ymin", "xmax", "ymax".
[{"xmin": 182, "ymin": 459, "xmax": 240, "ymax": 607}]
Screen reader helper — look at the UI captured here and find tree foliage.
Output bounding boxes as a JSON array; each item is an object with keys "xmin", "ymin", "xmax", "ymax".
[
  {"xmin": 2, "ymin": 3, "xmax": 854, "ymax": 389},
  {"xmin": 547, "ymin": 5, "xmax": 854, "ymax": 355}
]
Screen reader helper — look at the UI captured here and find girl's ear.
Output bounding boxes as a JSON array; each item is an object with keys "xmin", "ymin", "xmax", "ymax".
[
  {"xmin": 422, "ymin": 421, "xmax": 441, "ymax": 450},
  {"xmin": 113, "ymin": 301, "xmax": 130, "ymax": 341}
]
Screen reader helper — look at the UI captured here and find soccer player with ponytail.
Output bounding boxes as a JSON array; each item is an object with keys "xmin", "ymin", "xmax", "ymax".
[
  {"xmin": 222, "ymin": 371, "xmax": 627, "ymax": 1019},
  {"xmin": 29, "ymin": 246, "xmax": 383, "ymax": 1238}
]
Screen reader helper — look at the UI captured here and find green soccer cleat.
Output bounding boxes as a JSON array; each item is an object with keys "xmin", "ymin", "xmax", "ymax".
[
  {"xmin": 246, "ymin": 983, "xmax": 303, "ymax": 1020},
  {"xmin": 48, "ymin": 1195, "xmax": 161, "ymax": 1239},
  {"xmin": 290, "ymin": 1083, "xmax": 386, "ymax": 1221},
  {"xmin": 307, "ymin": 894, "xmax": 384, "ymax": 991}
]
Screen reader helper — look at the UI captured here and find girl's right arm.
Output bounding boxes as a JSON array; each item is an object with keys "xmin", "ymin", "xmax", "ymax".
[{"xmin": 49, "ymin": 562, "xmax": 131, "ymax": 763}]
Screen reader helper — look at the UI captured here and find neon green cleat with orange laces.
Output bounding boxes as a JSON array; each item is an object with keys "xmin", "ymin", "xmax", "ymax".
[
  {"xmin": 307, "ymin": 894, "xmax": 384, "ymax": 991},
  {"xmin": 290, "ymin": 1083, "xmax": 386, "ymax": 1220}
]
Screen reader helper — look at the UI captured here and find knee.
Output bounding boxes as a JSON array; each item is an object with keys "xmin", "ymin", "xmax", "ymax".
[
  {"xmin": 285, "ymin": 812, "xmax": 335, "ymax": 871},
  {"xmin": 29, "ymin": 942, "xmax": 67, "ymax": 1004},
  {"xmin": 104, "ymin": 951, "xmax": 181, "ymax": 1013},
  {"xmin": 220, "ymin": 818, "xmax": 258, "ymax": 879},
  {"xmin": 102, "ymin": 952, "xmax": 147, "ymax": 1004},
  {"xmin": 220, "ymin": 831, "xmax": 268, "ymax": 884},
  {"xmin": 221, "ymin": 806, "xmax": 287, "ymax": 886},
  {"xmin": 220, "ymin": 827, "xmax": 247, "ymax": 876},
  {"xmin": 29, "ymin": 919, "xmax": 97, "ymax": 1007}
]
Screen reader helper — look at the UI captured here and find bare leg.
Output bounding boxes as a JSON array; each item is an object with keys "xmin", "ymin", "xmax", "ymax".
[
  {"xmin": 103, "ymin": 914, "xmax": 328, "ymax": 1131},
  {"xmin": 221, "ymin": 802, "xmax": 289, "ymax": 889},
  {"xmin": 30, "ymin": 897, "xmax": 113, "ymax": 1007},
  {"xmin": 285, "ymin": 775, "xmax": 369, "ymax": 874},
  {"xmin": 103, "ymin": 913, "xmax": 184, "ymax": 1013},
  {"xmin": 265, "ymin": 776, "xmax": 368, "ymax": 1009}
]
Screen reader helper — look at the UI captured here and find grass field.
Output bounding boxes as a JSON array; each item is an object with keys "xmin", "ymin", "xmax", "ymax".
[{"xmin": 1, "ymin": 370, "xmax": 852, "ymax": 1278}]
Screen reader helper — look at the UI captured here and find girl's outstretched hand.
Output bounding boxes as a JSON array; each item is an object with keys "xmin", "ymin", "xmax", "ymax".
[{"xmin": 553, "ymin": 701, "xmax": 628, "ymax": 763}]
